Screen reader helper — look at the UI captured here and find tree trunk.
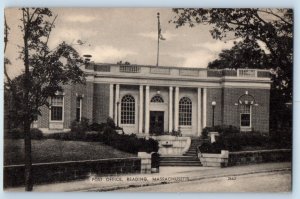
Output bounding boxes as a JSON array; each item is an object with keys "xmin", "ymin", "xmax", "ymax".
[
  {"xmin": 24, "ymin": 120, "xmax": 33, "ymax": 191},
  {"xmin": 23, "ymin": 8, "xmax": 33, "ymax": 191}
]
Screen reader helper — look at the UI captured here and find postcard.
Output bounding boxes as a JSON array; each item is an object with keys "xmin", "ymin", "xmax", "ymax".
[{"xmin": 4, "ymin": 8, "xmax": 292, "ymax": 192}]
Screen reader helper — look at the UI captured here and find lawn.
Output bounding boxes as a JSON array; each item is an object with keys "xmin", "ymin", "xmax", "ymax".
[{"xmin": 4, "ymin": 139, "xmax": 136, "ymax": 165}]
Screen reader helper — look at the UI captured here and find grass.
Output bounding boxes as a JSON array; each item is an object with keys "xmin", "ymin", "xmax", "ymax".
[{"xmin": 4, "ymin": 139, "xmax": 136, "ymax": 166}]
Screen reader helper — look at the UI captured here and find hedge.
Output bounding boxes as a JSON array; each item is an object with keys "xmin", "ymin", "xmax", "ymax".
[
  {"xmin": 46, "ymin": 117, "xmax": 159, "ymax": 154},
  {"xmin": 199, "ymin": 125, "xmax": 292, "ymax": 153}
]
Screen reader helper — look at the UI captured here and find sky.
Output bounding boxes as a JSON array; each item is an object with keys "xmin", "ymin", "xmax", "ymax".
[{"xmin": 5, "ymin": 8, "xmax": 241, "ymax": 78}]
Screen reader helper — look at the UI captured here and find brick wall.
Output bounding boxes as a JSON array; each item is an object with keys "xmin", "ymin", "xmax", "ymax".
[
  {"xmin": 206, "ymin": 88, "xmax": 223, "ymax": 127},
  {"xmin": 69, "ymin": 82, "xmax": 94, "ymax": 123},
  {"xmin": 36, "ymin": 83, "xmax": 270, "ymax": 133},
  {"xmin": 63, "ymin": 84, "xmax": 72, "ymax": 128},
  {"xmin": 93, "ymin": 83, "xmax": 110, "ymax": 124},
  {"xmin": 36, "ymin": 82, "xmax": 94, "ymax": 131},
  {"xmin": 205, "ymin": 87, "xmax": 270, "ymax": 133},
  {"xmin": 222, "ymin": 88, "xmax": 270, "ymax": 133},
  {"xmin": 37, "ymin": 105, "xmax": 50, "ymax": 128},
  {"xmin": 83, "ymin": 82, "xmax": 94, "ymax": 122}
]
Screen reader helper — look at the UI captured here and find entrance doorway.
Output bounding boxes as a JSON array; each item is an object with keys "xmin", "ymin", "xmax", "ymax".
[{"xmin": 150, "ymin": 111, "xmax": 164, "ymax": 134}]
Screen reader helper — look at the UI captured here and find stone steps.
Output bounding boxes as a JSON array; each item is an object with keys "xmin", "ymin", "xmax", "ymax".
[
  {"xmin": 160, "ymin": 161, "xmax": 202, "ymax": 166},
  {"xmin": 160, "ymin": 156, "xmax": 202, "ymax": 166},
  {"xmin": 159, "ymin": 138, "xmax": 206, "ymax": 166},
  {"xmin": 183, "ymin": 138, "xmax": 203, "ymax": 157},
  {"xmin": 160, "ymin": 156, "xmax": 198, "ymax": 161}
]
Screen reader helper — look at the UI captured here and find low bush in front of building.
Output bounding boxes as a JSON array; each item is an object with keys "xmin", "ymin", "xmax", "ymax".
[
  {"xmin": 199, "ymin": 125, "xmax": 292, "ymax": 153},
  {"xmin": 89, "ymin": 122, "xmax": 106, "ymax": 132},
  {"xmin": 198, "ymin": 142, "xmax": 225, "ymax": 153},
  {"xmin": 70, "ymin": 117, "xmax": 90, "ymax": 135},
  {"xmin": 198, "ymin": 128, "xmax": 291, "ymax": 153},
  {"xmin": 47, "ymin": 117, "xmax": 159, "ymax": 154},
  {"xmin": 5, "ymin": 128, "xmax": 44, "ymax": 140},
  {"xmin": 102, "ymin": 126, "xmax": 159, "ymax": 153},
  {"xmin": 198, "ymin": 133, "xmax": 269, "ymax": 153},
  {"xmin": 201, "ymin": 125, "xmax": 240, "ymax": 139},
  {"xmin": 269, "ymin": 128, "xmax": 292, "ymax": 149}
]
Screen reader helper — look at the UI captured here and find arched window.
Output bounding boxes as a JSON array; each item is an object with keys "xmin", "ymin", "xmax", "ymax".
[
  {"xmin": 151, "ymin": 95, "xmax": 164, "ymax": 103},
  {"xmin": 179, "ymin": 97, "xmax": 192, "ymax": 126},
  {"xmin": 237, "ymin": 92, "xmax": 255, "ymax": 129},
  {"xmin": 121, "ymin": 95, "xmax": 135, "ymax": 124}
]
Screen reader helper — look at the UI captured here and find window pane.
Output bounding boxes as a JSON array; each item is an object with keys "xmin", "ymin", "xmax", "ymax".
[
  {"xmin": 51, "ymin": 106, "xmax": 63, "ymax": 121},
  {"xmin": 52, "ymin": 96, "xmax": 63, "ymax": 106},
  {"xmin": 76, "ymin": 108, "xmax": 80, "ymax": 122},
  {"xmin": 179, "ymin": 97, "xmax": 192, "ymax": 126},
  {"xmin": 151, "ymin": 95, "xmax": 164, "ymax": 103},
  {"xmin": 76, "ymin": 97, "xmax": 81, "ymax": 108},
  {"xmin": 76, "ymin": 97, "xmax": 81, "ymax": 121},
  {"xmin": 241, "ymin": 114, "xmax": 250, "ymax": 127},
  {"xmin": 240, "ymin": 104, "xmax": 251, "ymax": 127},
  {"xmin": 121, "ymin": 95, "xmax": 135, "ymax": 124}
]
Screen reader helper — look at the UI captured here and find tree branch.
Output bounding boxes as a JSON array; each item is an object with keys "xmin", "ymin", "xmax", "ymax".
[
  {"xmin": 45, "ymin": 15, "xmax": 58, "ymax": 47},
  {"xmin": 4, "ymin": 14, "xmax": 12, "ymax": 84},
  {"xmin": 258, "ymin": 9, "xmax": 292, "ymax": 26}
]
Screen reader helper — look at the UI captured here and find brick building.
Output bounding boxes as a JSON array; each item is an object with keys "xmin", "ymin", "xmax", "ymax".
[{"xmin": 33, "ymin": 63, "xmax": 271, "ymax": 136}]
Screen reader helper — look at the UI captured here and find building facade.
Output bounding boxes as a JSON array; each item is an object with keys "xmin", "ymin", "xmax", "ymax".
[{"xmin": 34, "ymin": 63, "xmax": 271, "ymax": 136}]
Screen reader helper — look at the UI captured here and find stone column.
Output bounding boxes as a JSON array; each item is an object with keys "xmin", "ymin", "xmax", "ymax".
[
  {"xmin": 169, "ymin": 87, "xmax": 173, "ymax": 132},
  {"xmin": 114, "ymin": 84, "xmax": 120, "ymax": 125},
  {"xmin": 139, "ymin": 85, "xmax": 144, "ymax": 134},
  {"xmin": 197, "ymin": 87, "xmax": 202, "ymax": 136},
  {"xmin": 109, "ymin": 84, "xmax": 114, "ymax": 118},
  {"xmin": 202, "ymin": 88, "xmax": 207, "ymax": 128},
  {"xmin": 144, "ymin": 85, "xmax": 150, "ymax": 134},
  {"xmin": 174, "ymin": 87, "xmax": 179, "ymax": 131}
]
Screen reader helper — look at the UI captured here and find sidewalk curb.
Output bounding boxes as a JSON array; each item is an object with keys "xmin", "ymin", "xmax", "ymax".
[{"xmin": 82, "ymin": 167, "xmax": 291, "ymax": 192}]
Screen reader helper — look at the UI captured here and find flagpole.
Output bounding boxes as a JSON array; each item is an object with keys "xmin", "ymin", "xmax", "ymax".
[{"xmin": 156, "ymin": 12, "xmax": 160, "ymax": 67}]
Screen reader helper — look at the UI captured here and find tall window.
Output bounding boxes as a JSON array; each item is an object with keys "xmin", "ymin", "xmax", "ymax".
[
  {"xmin": 179, "ymin": 97, "xmax": 192, "ymax": 126},
  {"xmin": 151, "ymin": 95, "xmax": 164, "ymax": 103},
  {"xmin": 51, "ymin": 96, "xmax": 63, "ymax": 121},
  {"xmin": 76, "ymin": 97, "xmax": 82, "ymax": 122},
  {"xmin": 240, "ymin": 104, "xmax": 251, "ymax": 127},
  {"xmin": 121, "ymin": 95, "xmax": 135, "ymax": 124}
]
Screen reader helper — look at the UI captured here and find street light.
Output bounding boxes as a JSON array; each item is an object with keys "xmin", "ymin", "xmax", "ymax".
[
  {"xmin": 116, "ymin": 101, "xmax": 120, "ymax": 128},
  {"xmin": 211, "ymin": 101, "xmax": 216, "ymax": 127}
]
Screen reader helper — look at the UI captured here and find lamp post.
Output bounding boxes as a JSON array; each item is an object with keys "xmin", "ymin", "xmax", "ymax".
[
  {"xmin": 116, "ymin": 101, "xmax": 120, "ymax": 128},
  {"xmin": 211, "ymin": 101, "xmax": 216, "ymax": 127}
]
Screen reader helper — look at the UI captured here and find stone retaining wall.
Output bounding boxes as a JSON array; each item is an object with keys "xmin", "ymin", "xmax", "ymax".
[
  {"xmin": 199, "ymin": 150, "xmax": 229, "ymax": 167},
  {"xmin": 199, "ymin": 149, "xmax": 291, "ymax": 167},
  {"xmin": 228, "ymin": 149, "xmax": 291, "ymax": 166},
  {"xmin": 4, "ymin": 157, "xmax": 141, "ymax": 188}
]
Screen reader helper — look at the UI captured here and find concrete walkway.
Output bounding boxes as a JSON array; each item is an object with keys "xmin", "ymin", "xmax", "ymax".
[{"xmin": 5, "ymin": 162, "xmax": 291, "ymax": 192}]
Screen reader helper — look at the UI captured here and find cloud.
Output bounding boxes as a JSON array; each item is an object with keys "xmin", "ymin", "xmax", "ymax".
[
  {"xmin": 138, "ymin": 31, "xmax": 177, "ymax": 41},
  {"xmin": 172, "ymin": 39, "xmax": 244, "ymax": 67},
  {"xmin": 64, "ymin": 15, "xmax": 98, "ymax": 23},
  {"xmin": 48, "ymin": 27, "xmax": 98, "ymax": 49},
  {"xmin": 78, "ymin": 45, "xmax": 137, "ymax": 63},
  {"xmin": 193, "ymin": 38, "xmax": 242, "ymax": 53},
  {"xmin": 171, "ymin": 50, "xmax": 216, "ymax": 68}
]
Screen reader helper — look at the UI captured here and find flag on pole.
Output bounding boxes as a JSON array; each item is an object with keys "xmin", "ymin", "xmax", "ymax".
[
  {"xmin": 159, "ymin": 30, "xmax": 166, "ymax": 40},
  {"xmin": 158, "ymin": 13, "xmax": 166, "ymax": 40},
  {"xmin": 157, "ymin": 12, "xmax": 165, "ymax": 66}
]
